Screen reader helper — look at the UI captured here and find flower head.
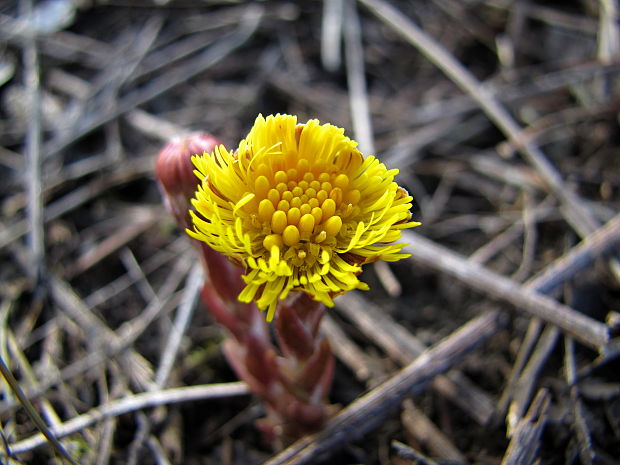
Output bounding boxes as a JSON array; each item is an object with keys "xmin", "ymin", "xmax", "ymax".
[{"xmin": 188, "ymin": 114, "xmax": 419, "ymax": 321}]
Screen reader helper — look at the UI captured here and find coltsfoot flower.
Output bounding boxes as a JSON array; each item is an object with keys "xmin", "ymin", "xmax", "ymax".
[{"xmin": 188, "ymin": 114, "xmax": 420, "ymax": 321}]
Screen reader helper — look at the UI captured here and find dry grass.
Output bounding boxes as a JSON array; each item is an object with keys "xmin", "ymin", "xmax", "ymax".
[{"xmin": 1, "ymin": 1, "xmax": 619, "ymax": 464}]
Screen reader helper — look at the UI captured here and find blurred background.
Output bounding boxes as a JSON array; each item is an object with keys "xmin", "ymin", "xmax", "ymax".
[{"xmin": 1, "ymin": 1, "xmax": 619, "ymax": 464}]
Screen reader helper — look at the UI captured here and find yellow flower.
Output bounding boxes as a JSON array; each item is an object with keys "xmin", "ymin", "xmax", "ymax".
[{"xmin": 188, "ymin": 114, "xmax": 420, "ymax": 321}]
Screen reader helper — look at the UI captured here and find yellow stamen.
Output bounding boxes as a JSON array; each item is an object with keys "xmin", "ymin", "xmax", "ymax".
[
  {"xmin": 258, "ymin": 199, "xmax": 275, "ymax": 223},
  {"xmin": 329, "ymin": 187, "xmax": 342, "ymax": 204},
  {"xmin": 275, "ymin": 170, "xmax": 287, "ymax": 184},
  {"xmin": 268, "ymin": 188, "xmax": 280, "ymax": 205},
  {"xmin": 321, "ymin": 198, "xmax": 336, "ymax": 219},
  {"xmin": 344, "ymin": 189, "xmax": 360, "ymax": 205},
  {"xmin": 311, "ymin": 206, "xmax": 323, "ymax": 224},
  {"xmin": 283, "ymin": 225, "xmax": 300, "ymax": 246},
  {"xmin": 263, "ymin": 234, "xmax": 283, "ymax": 250},
  {"xmin": 287, "ymin": 207, "xmax": 301, "ymax": 225},
  {"xmin": 324, "ymin": 216, "xmax": 342, "ymax": 236},
  {"xmin": 334, "ymin": 173, "xmax": 349, "ymax": 189},
  {"xmin": 272, "ymin": 210, "xmax": 287, "ymax": 234},
  {"xmin": 255, "ymin": 175, "xmax": 270, "ymax": 199},
  {"xmin": 299, "ymin": 213, "xmax": 316, "ymax": 234},
  {"xmin": 282, "ymin": 190, "xmax": 293, "ymax": 202}
]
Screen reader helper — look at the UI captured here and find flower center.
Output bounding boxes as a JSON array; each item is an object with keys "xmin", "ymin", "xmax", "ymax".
[{"xmin": 250, "ymin": 167, "xmax": 361, "ymax": 252}]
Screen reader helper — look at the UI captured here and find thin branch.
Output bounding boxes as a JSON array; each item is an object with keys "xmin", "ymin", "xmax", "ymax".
[
  {"xmin": 5, "ymin": 382, "xmax": 249, "ymax": 456},
  {"xmin": 501, "ymin": 388, "xmax": 550, "ymax": 465},
  {"xmin": 23, "ymin": 3, "xmax": 44, "ymax": 282},
  {"xmin": 344, "ymin": 0, "xmax": 374, "ymax": 154},
  {"xmin": 564, "ymin": 337, "xmax": 596, "ymax": 465},
  {"xmin": 321, "ymin": 0, "xmax": 344, "ymax": 72},
  {"xmin": 507, "ymin": 325, "xmax": 559, "ymax": 435},
  {"xmin": 401, "ymin": 399, "xmax": 467, "ymax": 462},
  {"xmin": 598, "ymin": 0, "xmax": 620, "ymax": 63},
  {"xmin": 155, "ymin": 266, "xmax": 203, "ymax": 388}
]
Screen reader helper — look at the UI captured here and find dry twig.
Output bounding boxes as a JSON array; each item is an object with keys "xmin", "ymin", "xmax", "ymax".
[{"xmin": 5, "ymin": 382, "xmax": 249, "ymax": 457}]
